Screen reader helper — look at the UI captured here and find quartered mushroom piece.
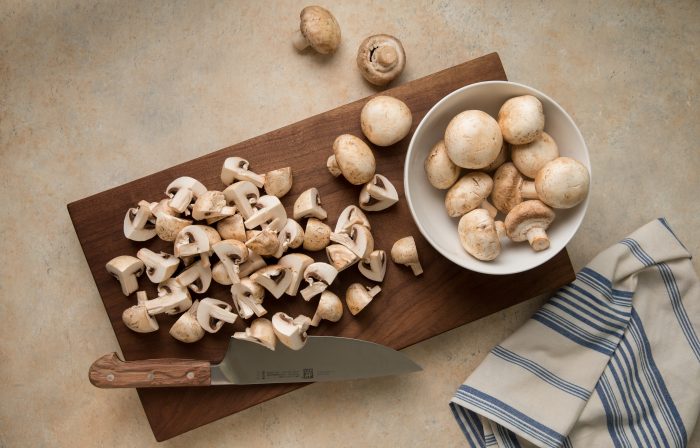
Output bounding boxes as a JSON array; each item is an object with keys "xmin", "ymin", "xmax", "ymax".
[
  {"xmin": 147, "ymin": 280, "xmax": 193, "ymax": 315},
  {"xmin": 334, "ymin": 205, "xmax": 371, "ymax": 234},
  {"xmin": 238, "ymin": 249, "xmax": 267, "ymax": 278},
  {"xmin": 122, "ymin": 291, "xmax": 159, "ymax": 333},
  {"xmin": 136, "ymin": 248, "xmax": 179, "ymax": 283},
  {"xmin": 346, "ymin": 283, "xmax": 381, "ymax": 315},
  {"xmin": 123, "ymin": 200, "xmax": 157, "ymax": 241},
  {"xmin": 303, "ymin": 218, "xmax": 331, "ymax": 251},
  {"xmin": 234, "ymin": 318, "xmax": 276, "ymax": 351},
  {"xmin": 278, "ymin": 253, "xmax": 314, "ymax": 296},
  {"xmin": 170, "ymin": 300, "xmax": 205, "ymax": 343},
  {"xmin": 154, "ymin": 211, "xmax": 192, "ymax": 242},
  {"xmin": 310, "ymin": 291, "xmax": 343, "ymax": 326},
  {"xmin": 358, "ymin": 249, "xmax": 387, "ymax": 282},
  {"xmin": 391, "ymin": 236, "xmax": 423, "ymax": 276},
  {"xmin": 105, "ymin": 255, "xmax": 144, "ymax": 296},
  {"xmin": 191, "ymin": 190, "xmax": 236, "ymax": 221},
  {"xmin": 223, "ymin": 181, "xmax": 260, "ymax": 220},
  {"xmin": 216, "ymin": 214, "xmax": 247, "ymax": 242},
  {"xmin": 212, "ymin": 239, "xmax": 248, "ymax": 285},
  {"xmin": 221, "ymin": 157, "xmax": 265, "ymax": 188},
  {"xmin": 173, "ymin": 225, "xmax": 212, "ymax": 266},
  {"xmin": 245, "ymin": 228, "xmax": 280, "ymax": 257},
  {"xmin": 250, "ymin": 265, "xmax": 293, "ymax": 299},
  {"xmin": 196, "ymin": 298, "xmax": 239, "ymax": 334},
  {"xmin": 293, "ymin": 188, "xmax": 327, "ymax": 221},
  {"xmin": 326, "ymin": 244, "xmax": 360, "ymax": 272},
  {"xmin": 263, "ymin": 167, "xmax": 293, "ymax": 198},
  {"xmin": 272, "ymin": 312, "xmax": 311, "ymax": 350},
  {"xmin": 175, "ymin": 260, "xmax": 212, "ymax": 294},
  {"xmin": 245, "ymin": 195, "xmax": 287, "ymax": 232},
  {"xmin": 165, "ymin": 176, "xmax": 207, "ymax": 214},
  {"xmin": 330, "ymin": 223, "xmax": 374, "ymax": 259},
  {"xmin": 359, "ymin": 174, "xmax": 399, "ymax": 211},
  {"xmin": 274, "ymin": 218, "xmax": 304, "ymax": 258},
  {"xmin": 231, "ymin": 278, "xmax": 266, "ymax": 319},
  {"xmin": 300, "ymin": 262, "xmax": 338, "ymax": 301}
]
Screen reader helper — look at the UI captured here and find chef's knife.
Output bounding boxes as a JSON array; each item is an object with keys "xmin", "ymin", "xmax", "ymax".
[{"xmin": 89, "ymin": 336, "xmax": 421, "ymax": 388}]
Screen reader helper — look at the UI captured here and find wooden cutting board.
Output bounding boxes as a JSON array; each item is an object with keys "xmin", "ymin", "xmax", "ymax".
[{"xmin": 67, "ymin": 53, "xmax": 575, "ymax": 441}]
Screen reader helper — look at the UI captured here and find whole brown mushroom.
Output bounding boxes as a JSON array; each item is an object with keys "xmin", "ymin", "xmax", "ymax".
[
  {"xmin": 356, "ymin": 34, "xmax": 406, "ymax": 86},
  {"xmin": 424, "ymin": 140, "xmax": 460, "ymax": 189},
  {"xmin": 292, "ymin": 6, "xmax": 341, "ymax": 55},
  {"xmin": 490, "ymin": 162, "xmax": 538, "ymax": 214},
  {"xmin": 444, "ymin": 172, "xmax": 494, "ymax": 218},
  {"xmin": 511, "ymin": 132, "xmax": 559, "ymax": 178},
  {"xmin": 498, "ymin": 95, "xmax": 545, "ymax": 145},
  {"xmin": 535, "ymin": 157, "xmax": 590, "ymax": 209},
  {"xmin": 504, "ymin": 200, "xmax": 555, "ymax": 251},
  {"xmin": 444, "ymin": 110, "xmax": 503, "ymax": 169}
]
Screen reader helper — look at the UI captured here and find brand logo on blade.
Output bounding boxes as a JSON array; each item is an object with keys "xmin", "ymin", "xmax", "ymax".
[{"xmin": 303, "ymin": 368, "xmax": 314, "ymax": 379}]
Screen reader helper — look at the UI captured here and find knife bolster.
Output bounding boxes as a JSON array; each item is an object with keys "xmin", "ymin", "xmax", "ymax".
[{"xmin": 89, "ymin": 353, "xmax": 211, "ymax": 388}]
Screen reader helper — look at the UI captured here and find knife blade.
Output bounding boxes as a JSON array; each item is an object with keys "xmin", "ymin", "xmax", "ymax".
[{"xmin": 89, "ymin": 336, "xmax": 421, "ymax": 388}]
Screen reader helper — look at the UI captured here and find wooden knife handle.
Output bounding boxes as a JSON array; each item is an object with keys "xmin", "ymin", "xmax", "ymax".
[{"xmin": 89, "ymin": 353, "xmax": 211, "ymax": 388}]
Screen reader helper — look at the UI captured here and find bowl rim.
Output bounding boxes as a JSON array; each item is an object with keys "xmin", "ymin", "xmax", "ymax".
[{"xmin": 404, "ymin": 80, "xmax": 591, "ymax": 275}]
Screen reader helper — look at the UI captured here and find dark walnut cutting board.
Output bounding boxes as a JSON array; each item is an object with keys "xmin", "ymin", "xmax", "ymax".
[{"xmin": 67, "ymin": 53, "xmax": 575, "ymax": 441}]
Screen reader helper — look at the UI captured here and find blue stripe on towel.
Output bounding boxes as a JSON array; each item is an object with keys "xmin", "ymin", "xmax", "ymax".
[
  {"xmin": 532, "ymin": 308, "xmax": 616, "ymax": 355},
  {"xmin": 657, "ymin": 218, "xmax": 689, "ymax": 254},
  {"xmin": 597, "ymin": 375, "xmax": 631, "ymax": 448},
  {"xmin": 578, "ymin": 267, "xmax": 634, "ymax": 300},
  {"xmin": 564, "ymin": 282, "xmax": 631, "ymax": 319},
  {"xmin": 551, "ymin": 290, "xmax": 627, "ymax": 331},
  {"xmin": 455, "ymin": 385, "xmax": 565, "ymax": 448},
  {"xmin": 495, "ymin": 424, "xmax": 522, "ymax": 448},
  {"xmin": 449, "ymin": 402, "xmax": 482, "ymax": 448},
  {"xmin": 491, "ymin": 346, "xmax": 590, "ymax": 401}
]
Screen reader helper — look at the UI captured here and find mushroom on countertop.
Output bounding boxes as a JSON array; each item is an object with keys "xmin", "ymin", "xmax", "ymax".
[
  {"xmin": 444, "ymin": 172, "xmax": 494, "ymax": 218},
  {"xmin": 105, "ymin": 255, "xmax": 144, "ymax": 296},
  {"xmin": 444, "ymin": 110, "xmax": 503, "ymax": 169},
  {"xmin": 246, "ymin": 195, "xmax": 288, "ymax": 232},
  {"xmin": 191, "ymin": 191, "xmax": 236, "ymax": 221},
  {"xmin": 326, "ymin": 243, "xmax": 360, "ymax": 272},
  {"xmin": 327, "ymin": 134, "xmax": 376, "ymax": 185},
  {"xmin": 356, "ymin": 34, "xmax": 406, "ymax": 86},
  {"xmin": 292, "ymin": 6, "xmax": 341, "ymax": 55},
  {"xmin": 334, "ymin": 205, "xmax": 371, "ymax": 234},
  {"xmin": 511, "ymin": 132, "xmax": 559, "ymax": 178},
  {"xmin": 504, "ymin": 200, "xmax": 555, "ymax": 251},
  {"xmin": 360, "ymin": 95, "xmax": 412, "ymax": 146},
  {"xmin": 245, "ymin": 228, "xmax": 280, "ymax": 257},
  {"xmin": 390, "ymin": 236, "xmax": 422, "ymax": 276},
  {"xmin": 535, "ymin": 157, "xmax": 590, "ymax": 209},
  {"xmin": 490, "ymin": 162, "xmax": 538, "ymax": 214},
  {"xmin": 221, "ymin": 157, "xmax": 265, "ymax": 188},
  {"xmin": 498, "ymin": 95, "xmax": 545, "ymax": 145},
  {"xmin": 222, "ymin": 181, "xmax": 260, "ymax": 220},
  {"xmin": 154, "ymin": 211, "xmax": 192, "ymax": 242},
  {"xmin": 458, "ymin": 209, "xmax": 503, "ymax": 261},
  {"xmin": 424, "ymin": 140, "xmax": 461, "ymax": 189}
]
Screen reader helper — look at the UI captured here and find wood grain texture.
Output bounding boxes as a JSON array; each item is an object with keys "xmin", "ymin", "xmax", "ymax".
[
  {"xmin": 89, "ymin": 353, "xmax": 211, "ymax": 388},
  {"xmin": 67, "ymin": 53, "xmax": 575, "ymax": 441}
]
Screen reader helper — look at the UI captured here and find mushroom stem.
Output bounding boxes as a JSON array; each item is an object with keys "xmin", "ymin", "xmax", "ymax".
[
  {"xmin": 375, "ymin": 45, "xmax": 397, "ymax": 68},
  {"xmin": 526, "ymin": 227, "xmax": 550, "ymax": 251},
  {"xmin": 495, "ymin": 221, "xmax": 506, "ymax": 239},
  {"xmin": 521, "ymin": 180, "xmax": 538, "ymax": 199},
  {"xmin": 292, "ymin": 29, "xmax": 309, "ymax": 50},
  {"xmin": 481, "ymin": 200, "xmax": 498, "ymax": 219}
]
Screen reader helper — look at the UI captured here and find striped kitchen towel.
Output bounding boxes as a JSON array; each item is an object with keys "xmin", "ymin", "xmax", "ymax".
[{"xmin": 450, "ymin": 218, "xmax": 699, "ymax": 447}]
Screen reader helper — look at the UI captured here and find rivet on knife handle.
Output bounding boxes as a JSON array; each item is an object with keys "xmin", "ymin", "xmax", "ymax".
[{"xmin": 89, "ymin": 353, "xmax": 211, "ymax": 388}]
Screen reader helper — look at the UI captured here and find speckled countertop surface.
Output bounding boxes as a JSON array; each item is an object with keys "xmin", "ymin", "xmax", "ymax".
[{"xmin": 1, "ymin": 1, "xmax": 698, "ymax": 446}]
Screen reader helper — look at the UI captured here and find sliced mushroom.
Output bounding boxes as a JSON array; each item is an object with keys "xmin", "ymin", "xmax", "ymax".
[
  {"xmin": 278, "ymin": 253, "xmax": 314, "ymax": 296},
  {"xmin": 310, "ymin": 291, "xmax": 343, "ymax": 326},
  {"xmin": 154, "ymin": 211, "xmax": 193, "ymax": 242},
  {"xmin": 221, "ymin": 157, "xmax": 265, "ymax": 188},
  {"xmin": 504, "ymin": 200, "xmax": 555, "ymax": 251},
  {"xmin": 234, "ymin": 318, "xmax": 276, "ymax": 351},
  {"xmin": 222, "ymin": 181, "xmax": 260, "ymax": 220},
  {"xmin": 174, "ymin": 225, "xmax": 212, "ymax": 266},
  {"xmin": 424, "ymin": 140, "xmax": 460, "ymax": 189},
  {"xmin": 445, "ymin": 172, "xmax": 494, "ymax": 218},
  {"xmin": 239, "ymin": 248, "xmax": 267, "ymax": 278},
  {"xmin": 169, "ymin": 300, "xmax": 205, "ymax": 343},
  {"xmin": 216, "ymin": 214, "xmax": 247, "ymax": 242},
  {"xmin": 196, "ymin": 298, "xmax": 238, "ymax": 333},
  {"xmin": 122, "ymin": 291, "xmax": 159, "ymax": 333},
  {"xmin": 165, "ymin": 177, "xmax": 207, "ymax": 213},
  {"xmin": 391, "ymin": 236, "xmax": 422, "ymax": 276},
  {"xmin": 360, "ymin": 95, "xmax": 412, "ymax": 146},
  {"xmin": 212, "ymin": 239, "xmax": 248, "ymax": 285},
  {"xmin": 458, "ymin": 209, "xmax": 502, "ymax": 261},
  {"xmin": 263, "ymin": 167, "xmax": 293, "ymax": 198},
  {"xmin": 300, "ymin": 262, "xmax": 338, "ymax": 301},
  {"xmin": 535, "ymin": 157, "xmax": 590, "ymax": 209},
  {"xmin": 191, "ymin": 190, "xmax": 236, "ymax": 221},
  {"xmin": 303, "ymin": 218, "xmax": 331, "ymax": 251},
  {"xmin": 155, "ymin": 278, "xmax": 194, "ymax": 314},
  {"xmin": 245, "ymin": 228, "xmax": 280, "ymax": 257},
  {"xmin": 123, "ymin": 200, "xmax": 157, "ymax": 241},
  {"xmin": 292, "ymin": 6, "xmax": 341, "ymax": 55},
  {"xmin": 293, "ymin": 188, "xmax": 327, "ymax": 221},
  {"xmin": 105, "ymin": 255, "xmax": 144, "ymax": 296},
  {"xmin": 511, "ymin": 132, "xmax": 559, "ymax": 178},
  {"xmin": 498, "ymin": 95, "xmax": 545, "ymax": 145},
  {"xmin": 346, "ymin": 284, "xmax": 381, "ymax": 315},
  {"xmin": 271, "ymin": 312, "xmax": 311, "ymax": 350},
  {"xmin": 491, "ymin": 162, "xmax": 538, "ymax": 214},
  {"xmin": 356, "ymin": 34, "xmax": 406, "ymax": 86},
  {"xmin": 330, "ymin": 224, "xmax": 374, "ymax": 259},
  {"xmin": 334, "ymin": 205, "xmax": 371, "ymax": 234},
  {"xmin": 326, "ymin": 244, "xmax": 360, "ymax": 272},
  {"xmin": 231, "ymin": 278, "xmax": 266, "ymax": 319},
  {"xmin": 250, "ymin": 265, "xmax": 293, "ymax": 299},
  {"xmin": 359, "ymin": 174, "xmax": 399, "ymax": 211},
  {"xmin": 274, "ymin": 218, "xmax": 304, "ymax": 258},
  {"xmin": 444, "ymin": 110, "xmax": 503, "ymax": 169},
  {"xmin": 245, "ymin": 195, "xmax": 287, "ymax": 232},
  {"xmin": 175, "ymin": 260, "xmax": 212, "ymax": 294},
  {"xmin": 328, "ymin": 134, "xmax": 376, "ymax": 185},
  {"xmin": 136, "ymin": 248, "xmax": 180, "ymax": 283},
  {"xmin": 358, "ymin": 250, "xmax": 386, "ymax": 282},
  {"xmin": 150, "ymin": 198, "xmax": 179, "ymax": 217}
]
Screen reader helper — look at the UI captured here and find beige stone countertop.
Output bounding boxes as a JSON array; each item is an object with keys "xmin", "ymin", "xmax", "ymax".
[{"xmin": 1, "ymin": 1, "xmax": 698, "ymax": 446}]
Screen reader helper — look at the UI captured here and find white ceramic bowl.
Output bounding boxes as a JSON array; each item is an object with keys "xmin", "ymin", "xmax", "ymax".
[{"xmin": 404, "ymin": 81, "xmax": 591, "ymax": 275}]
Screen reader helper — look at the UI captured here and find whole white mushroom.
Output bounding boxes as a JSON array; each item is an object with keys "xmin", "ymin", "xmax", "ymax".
[
  {"xmin": 444, "ymin": 110, "xmax": 502, "ymax": 169},
  {"xmin": 360, "ymin": 96, "xmax": 412, "ymax": 147}
]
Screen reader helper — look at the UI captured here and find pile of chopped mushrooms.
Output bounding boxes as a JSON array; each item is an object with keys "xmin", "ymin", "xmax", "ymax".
[
  {"xmin": 424, "ymin": 95, "xmax": 591, "ymax": 261},
  {"xmin": 106, "ymin": 93, "xmax": 421, "ymax": 351}
]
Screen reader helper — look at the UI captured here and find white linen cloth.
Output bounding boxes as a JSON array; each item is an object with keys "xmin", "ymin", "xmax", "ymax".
[{"xmin": 450, "ymin": 218, "xmax": 699, "ymax": 447}]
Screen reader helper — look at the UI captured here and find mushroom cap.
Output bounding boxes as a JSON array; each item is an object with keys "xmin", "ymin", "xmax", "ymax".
[
  {"xmin": 497, "ymin": 95, "xmax": 545, "ymax": 145},
  {"xmin": 122, "ymin": 305, "xmax": 159, "ymax": 333},
  {"xmin": 535, "ymin": 157, "xmax": 590, "ymax": 209},
  {"xmin": 444, "ymin": 110, "xmax": 503, "ymax": 169},
  {"xmin": 299, "ymin": 6, "xmax": 341, "ymax": 54},
  {"xmin": 360, "ymin": 96, "xmax": 412, "ymax": 146},
  {"xmin": 444, "ymin": 172, "xmax": 494, "ymax": 218},
  {"xmin": 155, "ymin": 212, "xmax": 192, "ymax": 242},
  {"xmin": 264, "ymin": 167, "xmax": 293, "ymax": 198},
  {"xmin": 303, "ymin": 218, "xmax": 331, "ymax": 251},
  {"xmin": 511, "ymin": 132, "xmax": 559, "ymax": 178},
  {"xmin": 458, "ymin": 209, "xmax": 501, "ymax": 261},
  {"xmin": 491, "ymin": 162, "xmax": 525, "ymax": 214},
  {"xmin": 482, "ymin": 141, "xmax": 509, "ymax": 173},
  {"xmin": 332, "ymin": 134, "xmax": 376, "ymax": 185},
  {"xmin": 356, "ymin": 34, "xmax": 406, "ymax": 86},
  {"xmin": 504, "ymin": 200, "xmax": 555, "ymax": 242},
  {"xmin": 424, "ymin": 140, "xmax": 460, "ymax": 189},
  {"xmin": 311, "ymin": 290, "xmax": 343, "ymax": 325},
  {"xmin": 390, "ymin": 236, "xmax": 418, "ymax": 265}
]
